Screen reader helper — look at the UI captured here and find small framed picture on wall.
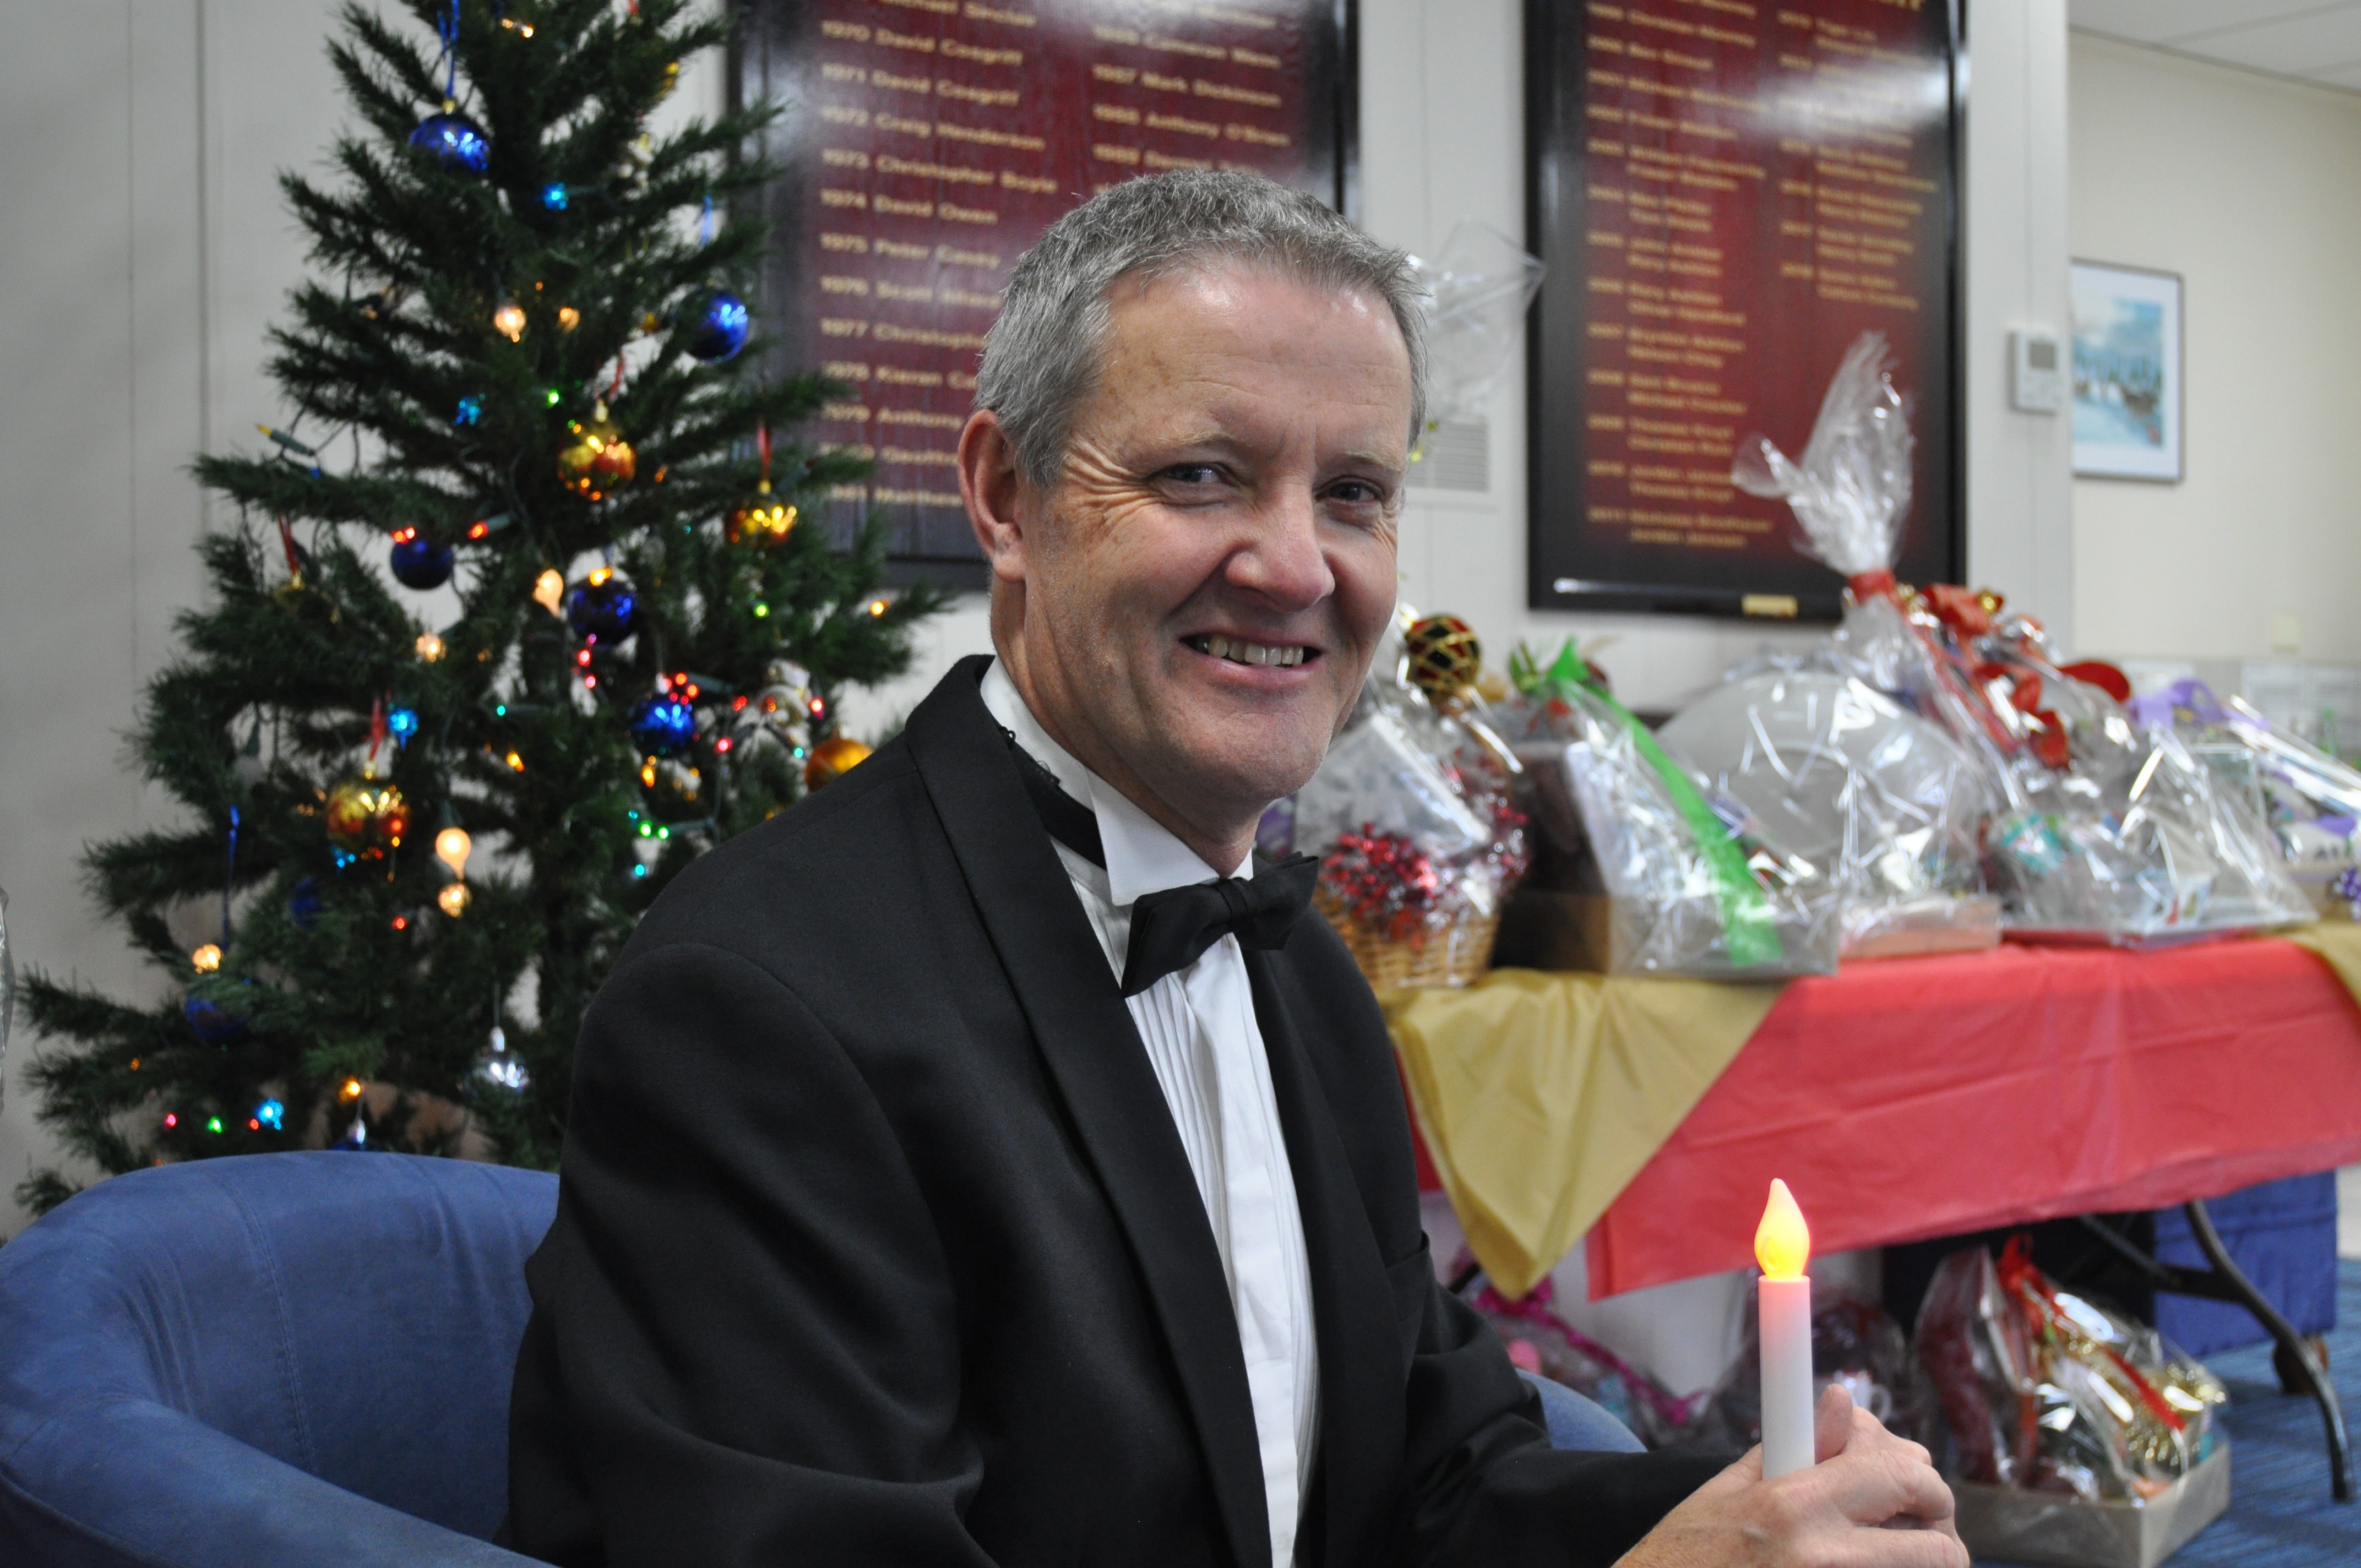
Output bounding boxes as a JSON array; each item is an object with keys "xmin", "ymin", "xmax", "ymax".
[{"xmin": 2070, "ymin": 261, "xmax": 2183, "ymax": 482}]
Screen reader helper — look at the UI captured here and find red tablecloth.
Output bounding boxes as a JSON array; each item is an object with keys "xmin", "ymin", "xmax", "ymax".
[{"xmin": 1580, "ymin": 937, "xmax": 2361, "ymax": 1298}]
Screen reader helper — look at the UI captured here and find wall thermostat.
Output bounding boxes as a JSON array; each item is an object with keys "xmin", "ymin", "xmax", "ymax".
[{"xmin": 2011, "ymin": 329, "xmax": 2065, "ymax": 413}]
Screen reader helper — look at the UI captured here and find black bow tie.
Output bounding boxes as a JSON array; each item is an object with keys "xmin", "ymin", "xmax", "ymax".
[{"xmin": 1007, "ymin": 734, "xmax": 1320, "ymax": 996}]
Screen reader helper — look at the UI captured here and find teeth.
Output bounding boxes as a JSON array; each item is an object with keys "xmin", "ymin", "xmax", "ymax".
[{"xmin": 1195, "ymin": 635, "xmax": 1305, "ymax": 668}]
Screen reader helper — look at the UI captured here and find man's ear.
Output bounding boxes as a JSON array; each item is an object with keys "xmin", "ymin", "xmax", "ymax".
[{"xmin": 959, "ymin": 409, "xmax": 1030, "ymax": 586}]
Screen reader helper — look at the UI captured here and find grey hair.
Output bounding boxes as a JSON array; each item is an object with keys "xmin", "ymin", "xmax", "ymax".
[{"xmin": 975, "ymin": 170, "xmax": 1428, "ymax": 489}]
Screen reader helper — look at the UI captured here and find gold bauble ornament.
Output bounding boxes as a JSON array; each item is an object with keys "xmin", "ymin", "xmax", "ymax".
[
  {"xmin": 726, "ymin": 479, "xmax": 798, "ymax": 547},
  {"xmin": 1404, "ymin": 614, "xmax": 1483, "ymax": 706},
  {"xmin": 803, "ymin": 735, "xmax": 873, "ymax": 791},
  {"xmin": 557, "ymin": 399, "xmax": 637, "ymax": 499},
  {"xmin": 324, "ymin": 776, "xmax": 410, "ymax": 853}
]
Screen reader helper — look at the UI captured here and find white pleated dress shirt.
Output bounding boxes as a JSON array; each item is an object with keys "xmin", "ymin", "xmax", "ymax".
[{"xmin": 982, "ymin": 661, "xmax": 1320, "ymax": 1568}]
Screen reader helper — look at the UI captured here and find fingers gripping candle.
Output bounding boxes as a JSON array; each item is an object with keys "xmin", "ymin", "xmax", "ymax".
[{"xmin": 1755, "ymin": 1178, "xmax": 1815, "ymax": 1479}]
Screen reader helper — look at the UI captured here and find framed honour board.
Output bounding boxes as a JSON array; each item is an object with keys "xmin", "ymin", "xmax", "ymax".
[
  {"xmin": 737, "ymin": 0, "xmax": 1358, "ymax": 589},
  {"xmin": 1525, "ymin": 0, "xmax": 1962, "ymax": 620}
]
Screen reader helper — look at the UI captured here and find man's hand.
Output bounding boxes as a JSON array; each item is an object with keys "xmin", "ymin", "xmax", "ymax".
[{"xmin": 1615, "ymin": 1382, "xmax": 1968, "ymax": 1567}]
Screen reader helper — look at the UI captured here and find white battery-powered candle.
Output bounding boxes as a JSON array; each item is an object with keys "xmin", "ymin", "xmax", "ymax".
[{"xmin": 1755, "ymin": 1177, "xmax": 1815, "ymax": 1479}]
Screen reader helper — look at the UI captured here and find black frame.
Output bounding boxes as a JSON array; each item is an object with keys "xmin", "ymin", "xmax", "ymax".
[
  {"xmin": 1521, "ymin": 0, "xmax": 1967, "ymax": 620},
  {"xmin": 730, "ymin": 0, "xmax": 1363, "ymax": 591}
]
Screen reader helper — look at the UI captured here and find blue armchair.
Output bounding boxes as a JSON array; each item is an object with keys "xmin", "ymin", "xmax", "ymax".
[
  {"xmin": 0, "ymin": 1150, "xmax": 1642, "ymax": 1566},
  {"xmin": 0, "ymin": 1151, "xmax": 554, "ymax": 1566}
]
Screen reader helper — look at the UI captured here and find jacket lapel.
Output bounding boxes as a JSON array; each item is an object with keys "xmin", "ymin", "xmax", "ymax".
[
  {"xmin": 905, "ymin": 657, "xmax": 1272, "ymax": 1568},
  {"xmin": 1246, "ymin": 952, "xmax": 1403, "ymax": 1568}
]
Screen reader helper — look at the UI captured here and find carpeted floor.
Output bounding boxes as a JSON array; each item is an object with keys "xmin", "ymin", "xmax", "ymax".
[{"xmin": 1983, "ymin": 1259, "xmax": 2361, "ymax": 1566}]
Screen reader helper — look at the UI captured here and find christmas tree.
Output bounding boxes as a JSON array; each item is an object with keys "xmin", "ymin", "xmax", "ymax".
[{"xmin": 17, "ymin": 0, "xmax": 943, "ymax": 1210}]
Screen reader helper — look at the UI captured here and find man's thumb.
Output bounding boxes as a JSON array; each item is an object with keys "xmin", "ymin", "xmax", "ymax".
[{"xmin": 1813, "ymin": 1380, "xmax": 1856, "ymax": 1463}]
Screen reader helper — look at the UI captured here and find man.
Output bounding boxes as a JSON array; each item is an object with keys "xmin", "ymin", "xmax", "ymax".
[{"xmin": 507, "ymin": 171, "xmax": 1964, "ymax": 1567}]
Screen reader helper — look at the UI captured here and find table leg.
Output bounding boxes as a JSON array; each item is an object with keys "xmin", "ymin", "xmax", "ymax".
[{"xmin": 2178, "ymin": 1199, "xmax": 2352, "ymax": 1505}]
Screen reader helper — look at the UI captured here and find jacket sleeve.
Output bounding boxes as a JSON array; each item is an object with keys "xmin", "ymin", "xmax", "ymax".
[
  {"xmin": 504, "ymin": 941, "xmax": 996, "ymax": 1568},
  {"xmin": 1394, "ymin": 1273, "xmax": 1729, "ymax": 1567}
]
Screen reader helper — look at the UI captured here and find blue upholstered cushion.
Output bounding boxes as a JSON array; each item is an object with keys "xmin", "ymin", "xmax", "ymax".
[
  {"xmin": 1516, "ymin": 1368, "xmax": 1647, "ymax": 1453},
  {"xmin": 0, "ymin": 1152, "xmax": 556, "ymax": 1566}
]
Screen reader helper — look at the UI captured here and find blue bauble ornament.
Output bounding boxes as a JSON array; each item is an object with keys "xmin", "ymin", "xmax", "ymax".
[
  {"xmin": 565, "ymin": 574, "xmax": 639, "ymax": 644},
  {"xmin": 680, "ymin": 288, "xmax": 749, "ymax": 362},
  {"xmin": 184, "ymin": 995, "xmax": 250, "ymax": 1046},
  {"xmin": 628, "ymin": 694, "xmax": 698, "ymax": 755},
  {"xmin": 389, "ymin": 535, "xmax": 455, "ymax": 589},
  {"xmin": 409, "ymin": 109, "xmax": 491, "ymax": 175},
  {"xmin": 289, "ymin": 876, "xmax": 324, "ymax": 929}
]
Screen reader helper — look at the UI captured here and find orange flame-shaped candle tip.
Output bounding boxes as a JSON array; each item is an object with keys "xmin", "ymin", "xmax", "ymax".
[{"xmin": 1754, "ymin": 1178, "xmax": 1811, "ymax": 1281}]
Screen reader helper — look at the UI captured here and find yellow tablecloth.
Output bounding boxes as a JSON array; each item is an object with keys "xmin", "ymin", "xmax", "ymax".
[{"xmin": 1383, "ymin": 967, "xmax": 1779, "ymax": 1298}]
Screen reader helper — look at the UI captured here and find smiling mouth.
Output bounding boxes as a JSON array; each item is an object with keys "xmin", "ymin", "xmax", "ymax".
[{"xmin": 1185, "ymin": 633, "xmax": 1315, "ymax": 669}]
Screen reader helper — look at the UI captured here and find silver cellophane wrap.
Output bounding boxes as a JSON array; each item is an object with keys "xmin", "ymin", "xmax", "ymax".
[
  {"xmin": 1657, "ymin": 666, "xmax": 2000, "ymax": 960},
  {"xmin": 1291, "ymin": 664, "xmax": 1528, "ymax": 934},
  {"xmin": 1988, "ymin": 721, "xmax": 2312, "ymax": 942},
  {"xmin": 1502, "ymin": 680, "xmax": 1837, "ymax": 978},
  {"xmin": 2134, "ymin": 679, "xmax": 2361, "ymax": 911}
]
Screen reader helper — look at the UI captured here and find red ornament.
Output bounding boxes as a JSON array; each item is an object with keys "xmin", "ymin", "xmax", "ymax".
[{"xmin": 1320, "ymin": 827, "xmax": 1443, "ymax": 941}]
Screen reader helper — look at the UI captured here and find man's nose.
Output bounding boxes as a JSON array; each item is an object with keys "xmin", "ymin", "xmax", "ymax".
[{"xmin": 1227, "ymin": 487, "xmax": 1334, "ymax": 611}]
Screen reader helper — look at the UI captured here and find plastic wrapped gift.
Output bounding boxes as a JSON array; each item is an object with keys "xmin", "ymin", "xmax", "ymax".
[
  {"xmin": 1498, "ymin": 641, "xmax": 1836, "ymax": 978},
  {"xmin": 1291, "ymin": 615, "xmax": 1529, "ymax": 988},
  {"xmin": 2130, "ymin": 677, "xmax": 2361, "ymax": 913},
  {"xmin": 1736, "ymin": 336, "xmax": 2303, "ymax": 942},
  {"xmin": 1987, "ymin": 718, "xmax": 2313, "ymax": 943},
  {"xmin": 1657, "ymin": 664, "xmax": 2000, "ymax": 960},
  {"xmin": 1911, "ymin": 1240, "xmax": 2227, "ymax": 1506}
]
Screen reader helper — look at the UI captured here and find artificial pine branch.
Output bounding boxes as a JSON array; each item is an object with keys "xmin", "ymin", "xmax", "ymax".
[{"xmin": 18, "ymin": 0, "xmax": 948, "ymax": 1209}]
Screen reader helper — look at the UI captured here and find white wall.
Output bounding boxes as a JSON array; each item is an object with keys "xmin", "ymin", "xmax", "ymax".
[
  {"xmin": 0, "ymin": 6, "xmax": 342, "ymax": 1229},
  {"xmin": 1964, "ymin": 0, "xmax": 2076, "ymax": 645},
  {"xmin": 2068, "ymin": 33, "xmax": 2361, "ymax": 667}
]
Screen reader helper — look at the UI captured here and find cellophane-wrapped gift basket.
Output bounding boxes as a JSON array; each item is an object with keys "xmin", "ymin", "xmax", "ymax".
[
  {"xmin": 1658, "ymin": 662, "xmax": 2001, "ymax": 960},
  {"xmin": 1495, "ymin": 640, "xmax": 1837, "ymax": 978},
  {"xmin": 1910, "ymin": 1240, "xmax": 2231, "ymax": 1568},
  {"xmin": 2130, "ymin": 677, "xmax": 2361, "ymax": 917},
  {"xmin": 1288, "ymin": 614, "xmax": 1530, "ymax": 988},
  {"xmin": 1726, "ymin": 333, "xmax": 2306, "ymax": 948}
]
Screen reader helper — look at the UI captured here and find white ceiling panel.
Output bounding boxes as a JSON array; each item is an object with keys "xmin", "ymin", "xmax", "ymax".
[
  {"xmin": 2172, "ymin": 6, "xmax": 2361, "ymax": 74},
  {"xmin": 2070, "ymin": 0, "xmax": 2361, "ymax": 94},
  {"xmin": 2067, "ymin": 0, "xmax": 2343, "ymax": 45}
]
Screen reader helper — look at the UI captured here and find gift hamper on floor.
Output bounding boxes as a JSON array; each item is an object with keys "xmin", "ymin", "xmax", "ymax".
[{"xmin": 1911, "ymin": 1240, "xmax": 2231, "ymax": 1568}]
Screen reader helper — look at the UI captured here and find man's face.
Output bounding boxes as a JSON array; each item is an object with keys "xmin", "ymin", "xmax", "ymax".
[{"xmin": 986, "ymin": 262, "xmax": 1410, "ymax": 845}]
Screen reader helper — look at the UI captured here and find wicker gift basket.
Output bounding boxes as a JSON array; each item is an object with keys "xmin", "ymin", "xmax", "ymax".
[
  {"xmin": 1293, "ymin": 613, "xmax": 1528, "ymax": 992},
  {"xmin": 1314, "ymin": 884, "xmax": 1502, "ymax": 989}
]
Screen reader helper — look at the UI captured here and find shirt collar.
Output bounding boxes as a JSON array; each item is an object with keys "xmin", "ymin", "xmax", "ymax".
[{"xmin": 980, "ymin": 659, "xmax": 1250, "ymax": 906}]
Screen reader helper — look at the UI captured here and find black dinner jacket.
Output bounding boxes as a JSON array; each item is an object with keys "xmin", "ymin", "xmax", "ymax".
[{"xmin": 505, "ymin": 655, "xmax": 1721, "ymax": 1567}]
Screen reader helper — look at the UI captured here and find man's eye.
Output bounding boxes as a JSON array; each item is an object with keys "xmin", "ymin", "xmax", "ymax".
[
  {"xmin": 1159, "ymin": 464, "xmax": 1223, "ymax": 486},
  {"xmin": 1327, "ymin": 480, "xmax": 1384, "ymax": 504}
]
